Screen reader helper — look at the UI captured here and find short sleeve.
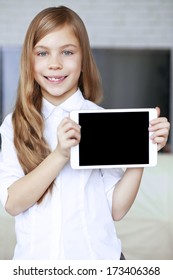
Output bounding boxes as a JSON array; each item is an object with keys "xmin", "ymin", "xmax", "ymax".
[
  {"xmin": 0, "ymin": 114, "xmax": 24, "ymax": 207},
  {"xmin": 101, "ymin": 168, "xmax": 124, "ymax": 210}
]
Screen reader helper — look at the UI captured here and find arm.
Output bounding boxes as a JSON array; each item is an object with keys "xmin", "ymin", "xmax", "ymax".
[
  {"xmin": 112, "ymin": 167, "xmax": 143, "ymax": 221},
  {"xmin": 5, "ymin": 118, "xmax": 81, "ymax": 216},
  {"xmin": 112, "ymin": 107, "xmax": 170, "ymax": 221}
]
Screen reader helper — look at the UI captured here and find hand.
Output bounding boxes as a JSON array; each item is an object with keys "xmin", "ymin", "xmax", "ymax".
[
  {"xmin": 56, "ymin": 117, "xmax": 81, "ymax": 159},
  {"xmin": 149, "ymin": 107, "xmax": 170, "ymax": 151}
]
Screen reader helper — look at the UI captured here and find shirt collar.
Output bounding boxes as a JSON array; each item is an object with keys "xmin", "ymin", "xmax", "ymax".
[{"xmin": 42, "ymin": 89, "xmax": 85, "ymax": 119}]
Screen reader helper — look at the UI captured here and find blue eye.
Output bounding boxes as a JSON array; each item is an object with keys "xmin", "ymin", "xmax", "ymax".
[
  {"xmin": 63, "ymin": 50, "xmax": 73, "ymax": 56},
  {"xmin": 37, "ymin": 51, "xmax": 47, "ymax": 57}
]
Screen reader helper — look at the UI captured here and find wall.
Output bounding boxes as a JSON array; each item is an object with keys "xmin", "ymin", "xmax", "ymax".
[
  {"xmin": 0, "ymin": 0, "xmax": 173, "ymax": 149},
  {"xmin": 1, "ymin": 0, "xmax": 173, "ymax": 48}
]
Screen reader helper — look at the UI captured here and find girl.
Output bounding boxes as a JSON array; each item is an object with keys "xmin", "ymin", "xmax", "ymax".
[{"xmin": 0, "ymin": 6, "xmax": 170, "ymax": 260}]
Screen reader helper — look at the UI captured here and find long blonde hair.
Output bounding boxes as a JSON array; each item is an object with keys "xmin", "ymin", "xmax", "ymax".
[{"xmin": 12, "ymin": 6, "xmax": 103, "ymax": 198}]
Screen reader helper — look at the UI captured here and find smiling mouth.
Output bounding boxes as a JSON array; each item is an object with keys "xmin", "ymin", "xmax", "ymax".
[{"xmin": 45, "ymin": 76, "xmax": 67, "ymax": 82}]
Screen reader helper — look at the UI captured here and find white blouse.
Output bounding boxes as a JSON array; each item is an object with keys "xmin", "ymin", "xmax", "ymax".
[{"xmin": 0, "ymin": 89, "xmax": 124, "ymax": 260}]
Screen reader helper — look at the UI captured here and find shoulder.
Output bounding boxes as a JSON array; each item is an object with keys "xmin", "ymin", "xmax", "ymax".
[
  {"xmin": 1, "ymin": 113, "xmax": 13, "ymax": 129},
  {"xmin": 83, "ymin": 99, "xmax": 104, "ymax": 110},
  {"xmin": 0, "ymin": 113, "xmax": 13, "ymax": 137}
]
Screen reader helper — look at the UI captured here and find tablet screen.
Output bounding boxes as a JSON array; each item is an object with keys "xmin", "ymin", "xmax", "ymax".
[{"xmin": 70, "ymin": 109, "xmax": 157, "ymax": 168}]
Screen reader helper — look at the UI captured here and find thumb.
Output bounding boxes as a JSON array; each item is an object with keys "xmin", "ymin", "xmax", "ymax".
[{"xmin": 155, "ymin": 106, "xmax": 160, "ymax": 117}]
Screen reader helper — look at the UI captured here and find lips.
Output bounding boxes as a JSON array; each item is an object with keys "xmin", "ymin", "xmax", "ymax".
[{"xmin": 45, "ymin": 76, "xmax": 67, "ymax": 82}]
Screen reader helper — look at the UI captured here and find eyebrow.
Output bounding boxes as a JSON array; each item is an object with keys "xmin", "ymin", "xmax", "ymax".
[{"xmin": 34, "ymin": 44, "xmax": 78, "ymax": 50}]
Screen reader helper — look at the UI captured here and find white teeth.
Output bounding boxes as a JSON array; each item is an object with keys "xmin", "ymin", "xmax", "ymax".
[{"xmin": 47, "ymin": 77, "xmax": 64, "ymax": 81}]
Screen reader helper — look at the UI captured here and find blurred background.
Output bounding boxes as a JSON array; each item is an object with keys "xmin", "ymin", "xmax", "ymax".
[
  {"xmin": 0, "ymin": 0, "xmax": 173, "ymax": 260},
  {"xmin": 0, "ymin": 0, "xmax": 172, "ymax": 151}
]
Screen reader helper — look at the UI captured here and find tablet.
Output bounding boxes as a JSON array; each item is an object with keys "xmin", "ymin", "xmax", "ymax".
[{"xmin": 70, "ymin": 108, "xmax": 157, "ymax": 169}]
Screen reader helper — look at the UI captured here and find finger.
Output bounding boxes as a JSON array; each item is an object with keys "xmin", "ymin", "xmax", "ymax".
[
  {"xmin": 150, "ymin": 117, "xmax": 168, "ymax": 125},
  {"xmin": 149, "ymin": 118, "xmax": 170, "ymax": 130},
  {"xmin": 66, "ymin": 129, "xmax": 81, "ymax": 143},
  {"xmin": 150, "ymin": 127, "xmax": 169, "ymax": 140},
  {"xmin": 155, "ymin": 106, "xmax": 160, "ymax": 117},
  {"xmin": 155, "ymin": 138, "xmax": 167, "ymax": 152},
  {"xmin": 58, "ymin": 119, "xmax": 81, "ymax": 148},
  {"xmin": 61, "ymin": 118, "xmax": 81, "ymax": 133},
  {"xmin": 151, "ymin": 136, "xmax": 166, "ymax": 144},
  {"xmin": 61, "ymin": 138, "xmax": 80, "ymax": 149}
]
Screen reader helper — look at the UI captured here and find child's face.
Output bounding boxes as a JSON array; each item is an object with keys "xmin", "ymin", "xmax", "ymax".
[{"xmin": 33, "ymin": 24, "xmax": 82, "ymax": 105}]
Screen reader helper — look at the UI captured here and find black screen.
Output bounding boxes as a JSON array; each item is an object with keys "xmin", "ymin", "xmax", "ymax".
[{"xmin": 79, "ymin": 112, "xmax": 149, "ymax": 166}]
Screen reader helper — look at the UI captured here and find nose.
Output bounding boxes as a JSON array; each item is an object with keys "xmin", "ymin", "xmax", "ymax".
[{"xmin": 48, "ymin": 54, "xmax": 63, "ymax": 70}]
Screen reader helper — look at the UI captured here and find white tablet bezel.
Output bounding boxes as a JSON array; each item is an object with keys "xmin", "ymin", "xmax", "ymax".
[{"xmin": 70, "ymin": 108, "xmax": 157, "ymax": 169}]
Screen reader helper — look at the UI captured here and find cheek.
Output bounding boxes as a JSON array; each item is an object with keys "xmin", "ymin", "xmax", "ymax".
[
  {"xmin": 33, "ymin": 58, "xmax": 45, "ymax": 74},
  {"xmin": 34, "ymin": 66, "xmax": 41, "ymax": 74},
  {"xmin": 32, "ymin": 62, "xmax": 44, "ymax": 83},
  {"xmin": 67, "ymin": 54, "xmax": 82, "ymax": 70},
  {"xmin": 32, "ymin": 61, "xmax": 39, "ymax": 76},
  {"xmin": 70, "ymin": 60, "xmax": 82, "ymax": 75}
]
